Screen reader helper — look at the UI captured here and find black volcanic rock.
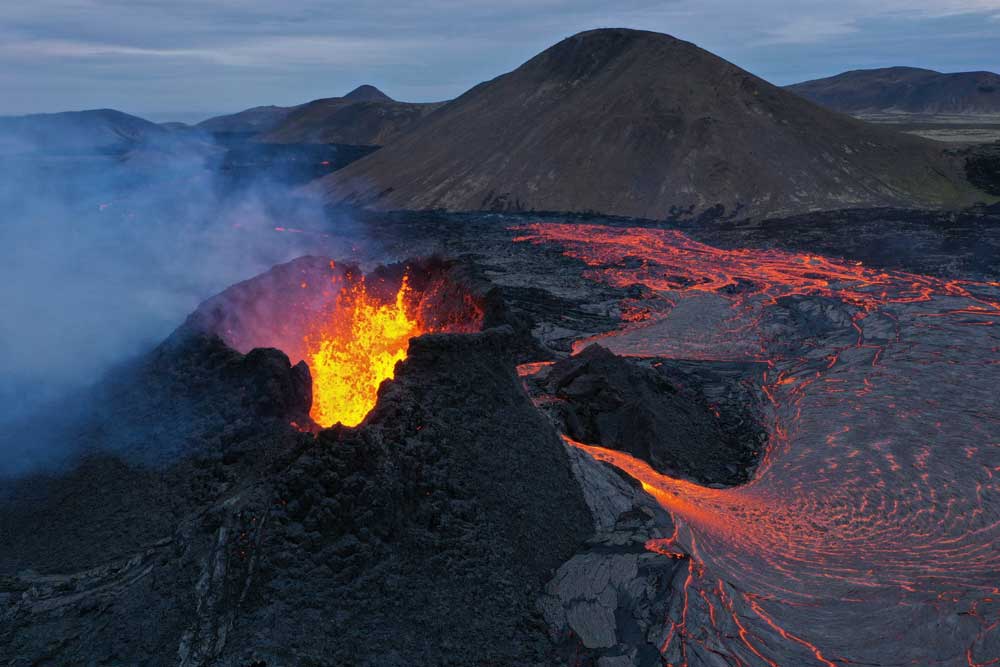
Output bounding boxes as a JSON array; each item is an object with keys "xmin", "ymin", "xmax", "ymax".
[
  {"xmin": 0, "ymin": 323, "xmax": 593, "ymax": 666},
  {"xmin": 226, "ymin": 328, "xmax": 593, "ymax": 666},
  {"xmin": 0, "ymin": 333, "xmax": 312, "ymax": 575},
  {"xmin": 0, "ymin": 257, "xmax": 596, "ymax": 666},
  {"xmin": 787, "ymin": 66, "xmax": 1000, "ymax": 114},
  {"xmin": 538, "ymin": 345, "xmax": 763, "ymax": 485},
  {"xmin": 316, "ymin": 28, "xmax": 983, "ymax": 219}
]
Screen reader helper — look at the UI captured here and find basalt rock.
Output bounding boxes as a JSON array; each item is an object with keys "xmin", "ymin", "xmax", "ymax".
[
  {"xmin": 225, "ymin": 327, "xmax": 593, "ymax": 666},
  {"xmin": 537, "ymin": 344, "xmax": 764, "ymax": 486},
  {"xmin": 0, "ymin": 324, "xmax": 594, "ymax": 666}
]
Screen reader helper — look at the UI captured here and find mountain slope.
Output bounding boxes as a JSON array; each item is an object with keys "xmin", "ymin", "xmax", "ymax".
[
  {"xmin": 315, "ymin": 29, "xmax": 983, "ymax": 219},
  {"xmin": 261, "ymin": 96, "xmax": 443, "ymax": 145},
  {"xmin": 196, "ymin": 105, "xmax": 296, "ymax": 133},
  {"xmin": 0, "ymin": 109, "xmax": 168, "ymax": 154},
  {"xmin": 198, "ymin": 85, "xmax": 441, "ymax": 145},
  {"xmin": 787, "ymin": 67, "xmax": 1000, "ymax": 114}
]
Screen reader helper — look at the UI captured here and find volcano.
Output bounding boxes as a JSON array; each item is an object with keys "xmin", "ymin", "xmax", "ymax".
[
  {"xmin": 3, "ymin": 207, "xmax": 1000, "ymax": 665},
  {"xmin": 183, "ymin": 256, "xmax": 484, "ymax": 428},
  {"xmin": 5, "ymin": 16, "xmax": 1000, "ymax": 667},
  {"xmin": 314, "ymin": 28, "xmax": 984, "ymax": 220}
]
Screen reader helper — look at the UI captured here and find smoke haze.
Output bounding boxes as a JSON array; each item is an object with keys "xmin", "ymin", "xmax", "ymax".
[{"xmin": 0, "ymin": 119, "xmax": 366, "ymax": 470}]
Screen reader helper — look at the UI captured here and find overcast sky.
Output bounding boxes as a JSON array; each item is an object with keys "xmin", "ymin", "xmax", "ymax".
[{"xmin": 3, "ymin": 0, "xmax": 999, "ymax": 121}]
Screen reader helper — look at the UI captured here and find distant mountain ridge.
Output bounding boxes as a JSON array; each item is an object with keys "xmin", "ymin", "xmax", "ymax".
[
  {"xmin": 197, "ymin": 85, "xmax": 442, "ymax": 145},
  {"xmin": 0, "ymin": 109, "xmax": 168, "ymax": 154},
  {"xmin": 197, "ymin": 105, "xmax": 297, "ymax": 134},
  {"xmin": 315, "ymin": 29, "xmax": 984, "ymax": 220},
  {"xmin": 787, "ymin": 67, "xmax": 1000, "ymax": 114}
]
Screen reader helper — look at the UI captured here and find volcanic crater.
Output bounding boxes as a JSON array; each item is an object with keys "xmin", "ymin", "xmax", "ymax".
[{"xmin": 182, "ymin": 256, "xmax": 487, "ymax": 430}]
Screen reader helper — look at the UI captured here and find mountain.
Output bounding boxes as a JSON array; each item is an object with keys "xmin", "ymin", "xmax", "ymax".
[
  {"xmin": 196, "ymin": 85, "xmax": 440, "ymax": 145},
  {"xmin": 787, "ymin": 67, "xmax": 1000, "ymax": 114},
  {"xmin": 196, "ymin": 104, "xmax": 297, "ymax": 134},
  {"xmin": 261, "ymin": 96, "xmax": 443, "ymax": 146},
  {"xmin": 343, "ymin": 84, "xmax": 393, "ymax": 102},
  {"xmin": 314, "ymin": 29, "xmax": 984, "ymax": 220},
  {"xmin": 0, "ymin": 109, "xmax": 168, "ymax": 154}
]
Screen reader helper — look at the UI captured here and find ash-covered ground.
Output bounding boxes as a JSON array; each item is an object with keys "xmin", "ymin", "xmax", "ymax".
[{"xmin": 2, "ymin": 203, "xmax": 1000, "ymax": 666}]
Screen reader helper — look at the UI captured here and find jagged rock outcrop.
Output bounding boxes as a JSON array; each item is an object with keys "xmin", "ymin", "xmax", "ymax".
[
  {"xmin": 538, "ymin": 437, "xmax": 687, "ymax": 667},
  {"xmin": 529, "ymin": 345, "xmax": 765, "ymax": 486}
]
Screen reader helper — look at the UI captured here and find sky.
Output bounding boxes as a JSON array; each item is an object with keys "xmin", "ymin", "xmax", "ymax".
[{"xmin": 3, "ymin": 0, "xmax": 1000, "ymax": 121}]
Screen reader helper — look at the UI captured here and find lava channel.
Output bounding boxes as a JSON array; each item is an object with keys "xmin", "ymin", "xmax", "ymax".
[{"xmin": 515, "ymin": 222, "xmax": 1000, "ymax": 667}]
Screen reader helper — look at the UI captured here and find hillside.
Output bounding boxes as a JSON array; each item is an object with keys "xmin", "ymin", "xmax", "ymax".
[
  {"xmin": 0, "ymin": 109, "xmax": 167, "ymax": 154},
  {"xmin": 261, "ymin": 88, "xmax": 443, "ymax": 145},
  {"xmin": 197, "ymin": 85, "xmax": 441, "ymax": 145},
  {"xmin": 787, "ymin": 67, "xmax": 1000, "ymax": 114},
  {"xmin": 196, "ymin": 105, "xmax": 296, "ymax": 134},
  {"xmin": 315, "ymin": 29, "xmax": 983, "ymax": 220}
]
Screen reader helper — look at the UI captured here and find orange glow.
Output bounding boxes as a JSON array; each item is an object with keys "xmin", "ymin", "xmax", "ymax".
[
  {"xmin": 305, "ymin": 275, "xmax": 425, "ymax": 428},
  {"xmin": 517, "ymin": 223, "xmax": 1000, "ymax": 665}
]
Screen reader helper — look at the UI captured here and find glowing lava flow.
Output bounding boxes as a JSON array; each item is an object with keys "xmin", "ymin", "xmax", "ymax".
[
  {"xmin": 515, "ymin": 223, "xmax": 1000, "ymax": 666},
  {"xmin": 305, "ymin": 275, "xmax": 426, "ymax": 428}
]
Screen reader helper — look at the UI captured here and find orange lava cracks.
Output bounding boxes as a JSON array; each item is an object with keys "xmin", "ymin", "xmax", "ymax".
[
  {"xmin": 305, "ymin": 274, "xmax": 426, "ymax": 428},
  {"xmin": 518, "ymin": 223, "xmax": 1000, "ymax": 666}
]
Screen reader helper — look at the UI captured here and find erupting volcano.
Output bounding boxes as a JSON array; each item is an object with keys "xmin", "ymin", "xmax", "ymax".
[
  {"xmin": 8, "ymin": 6, "xmax": 1000, "ymax": 665},
  {"xmin": 183, "ymin": 256, "xmax": 485, "ymax": 429}
]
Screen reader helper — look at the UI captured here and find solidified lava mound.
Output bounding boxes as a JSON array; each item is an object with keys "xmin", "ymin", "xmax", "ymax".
[
  {"xmin": 0, "ymin": 333, "xmax": 313, "ymax": 573},
  {"xmin": 530, "ymin": 345, "xmax": 765, "ymax": 486},
  {"xmin": 229, "ymin": 329, "xmax": 593, "ymax": 666}
]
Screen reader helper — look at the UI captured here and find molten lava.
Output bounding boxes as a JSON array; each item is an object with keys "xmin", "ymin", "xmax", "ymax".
[
  {"xmin": 188, "ymin": 255, "xmax": 484, "ymax": 430},
  {"xmin": 305, "ymin": 275, "xmax": 426, "ymax": 428},
  {"xmin": 514, "ymin": 223, "xmax": 1000, "ymax": 666}
]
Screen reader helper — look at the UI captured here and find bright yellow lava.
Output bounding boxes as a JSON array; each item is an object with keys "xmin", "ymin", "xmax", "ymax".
[{"xmin": 306, "ymin": 276, "xmax": 424, "ymax": 427}]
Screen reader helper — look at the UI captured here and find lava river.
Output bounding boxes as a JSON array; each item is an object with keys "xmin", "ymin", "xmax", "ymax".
[{"xmin": 514, "ymin": 223, "xmax": 1000, "ymax": 666}]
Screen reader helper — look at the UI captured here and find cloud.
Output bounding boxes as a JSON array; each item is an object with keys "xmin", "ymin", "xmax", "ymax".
[
  {"xmin": 1, "ymin": 0, "xmax": 999, "ymax": 113},
  {"xmin": 758, "ymin": 16, "xmax": 860, "ymax": 45},
  {"xmin": 0, "ymin": 35, "xmax": 432, "ymax": 67}
]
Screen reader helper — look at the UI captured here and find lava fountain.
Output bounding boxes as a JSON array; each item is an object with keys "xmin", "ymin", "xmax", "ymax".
[
  {"xmin": 515, "ymin": 223, "xmax": 1000, "ymax": 667},
  {"xmin": 305, "ymin": 274, "xmax": 425, "ymax": 427},
  {"xmin": 184, "ymin": 256, "xmax": 484, "ymax": 428}
]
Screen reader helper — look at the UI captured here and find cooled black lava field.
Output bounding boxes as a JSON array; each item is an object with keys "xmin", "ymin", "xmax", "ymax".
[{"xmin": 2, "ymin": 203, "xmax": 999, "ymax": 666}]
